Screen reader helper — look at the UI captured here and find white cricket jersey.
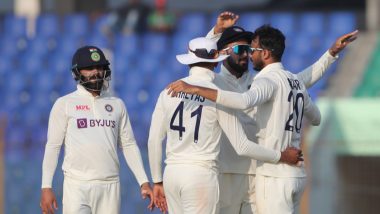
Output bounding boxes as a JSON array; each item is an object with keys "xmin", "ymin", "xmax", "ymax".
[
  {"xmin": 207, "ymin": 27, "xmax": 337, "ymax": 175},
  {"xmin": 42, "ymin": 85, "xmax": 148, "ymax": 188},
  {"xmin": 214, "ymin": 67, "xmax": 257, "ymax": 174},
  {"xmin": 216, "ymin": 63, "xmax": 321, "ymax": 177},
  {"xmin": 148, "ymin": 66, "xmax": 281, "ymax": 183}
]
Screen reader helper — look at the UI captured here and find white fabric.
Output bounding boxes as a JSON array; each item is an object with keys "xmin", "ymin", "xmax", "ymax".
[
  {"xmin": 42, "ymin": 84, "xmax": 148, "ymax": 188},
  {"xmin": 214, "ymin": 67, "xmax": 257, "ymax": 174},
  {"xmin": 148, "ymin": 66, "xmax": 281, "ymax": 183},
  {"xmin": 176, "ymin": 37, "xmax": 229, "ymax": 64},
  {"xmin": 163, "ymin": 164, "xmax": 219, "ymax": 214},
  {"xmin": 62, "ymin": 176, "xmax": 120, "ymax": 214},
  {"xmin": 216, "ymin": 63, "xmax": 321, "ymax": 177},
  {"xmin": 255, "ymin": 175, "xmax": 306, "ymax": 214},
  {"xmin": 206, "ymin": 28, "xmax": 336, "ymax": 176},
  {"xmin": 219, "ymin": 174, "xmax": 256, "ymax": 214}
]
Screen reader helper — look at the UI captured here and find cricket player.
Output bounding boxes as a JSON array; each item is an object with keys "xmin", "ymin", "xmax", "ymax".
[
  {"xmin": 148, "ymin": 37, "xmax": 303, "ymax": 214},
  {"xmin": 166, "ymin": 25, "xmax": 358, "ymax": 214},
  {"xmin": 40, "ymin": 46, "xmax": 153, "ymax": 214},
  {"xmin": 203, "ymin": 12, "xmax": 358, "ymax": 214}
]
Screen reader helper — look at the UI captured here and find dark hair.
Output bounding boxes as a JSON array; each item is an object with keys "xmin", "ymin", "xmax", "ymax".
[{"xmin": 252, "ymin": 25, "xmax": 285, "ymax": 61}]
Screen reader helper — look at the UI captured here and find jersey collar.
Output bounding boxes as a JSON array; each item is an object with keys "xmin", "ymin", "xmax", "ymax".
[
  {"xmin": 189, "ymin": 66, "xmax": 215, "ymax": 82},
  {"xmin": 256, "ymin": 62, "xmax": 284, "ymax": 77},
  {"xmin": 220, "ymin": 64, "xmax": 249, "ymax": 82}
]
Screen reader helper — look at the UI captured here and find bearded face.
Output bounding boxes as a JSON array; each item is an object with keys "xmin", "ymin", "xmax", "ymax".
[{"xmin": 78, "ymin": 66, "xmax": 107, "ymax": 91}]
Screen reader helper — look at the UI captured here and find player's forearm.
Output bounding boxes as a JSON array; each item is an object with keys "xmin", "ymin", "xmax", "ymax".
[
  {"xmin": 206, "ymin": 27, "xmax": 222, "ymax": 41},
  {"xmin": 148, "ymin": 139, "xmax": 163, "ymax": 183},
  {"xmin": 41, "ymin": 143, "xmax": 61, "ymax": 188},
  {"xmin": 236, "ymin": 138, "xmax": 281, "ymax": 163},
  {"xmin": 298, "ymin": 50, "xmax": 338, "ymax": 88},
  {"xmin": 216, "ymin": 89, "xmax": 252, "ymax": 109},
  {"xmin": 190, "ymin": 86, "xmax": 218, "ymax": 102},
  {"xmin": 217, "ymin": 79, "xmax": 275, "ymax": 109},
  {"xmin": 122, "ymin": 144, "xmax": 149, "ymax": 186}
]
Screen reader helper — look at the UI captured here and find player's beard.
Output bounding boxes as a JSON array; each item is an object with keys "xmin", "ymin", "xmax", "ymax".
[
  {"xmin": 80, "ymin": 74, "xmax": 104, "ymax": 91},
  {"xmin": 226, "ymin": 56, "xmax": 248, "ymax": 75},
  {"xmin": 253, "ymin": 58, "xmax": 264, "ymax": 72}
]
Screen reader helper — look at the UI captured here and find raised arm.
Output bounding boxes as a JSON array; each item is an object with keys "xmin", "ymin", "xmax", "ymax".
[
  {"xmin": 298, "ymin": 30, "xmax": 358, "ymax": 88},
  {"xmin": 206, "ymin": 11, "xmax": 239, "ymax": 40}
]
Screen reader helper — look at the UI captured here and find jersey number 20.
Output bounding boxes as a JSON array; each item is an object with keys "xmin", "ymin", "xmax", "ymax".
[
  {"xmin": 170, "ymin": 101, "xmax": 203, "ymax": 143},
  {"xmin": 285, "ymin": 91, "xmax": 304, "ymax": 133}
]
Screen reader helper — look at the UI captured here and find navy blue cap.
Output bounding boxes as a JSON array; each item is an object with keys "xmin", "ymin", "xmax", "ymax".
[
  {"xmin": 217, "ymin": 26, "xmax": 254, "ymax": 50},
  {"xmin": 72, "ymin": 45, "xmax": 109, "ymax": 70}
]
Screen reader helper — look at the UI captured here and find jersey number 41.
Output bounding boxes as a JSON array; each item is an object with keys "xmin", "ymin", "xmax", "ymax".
[{"xmin": 170, "ymin": 101, "xmax": 203, "ymax": 143}]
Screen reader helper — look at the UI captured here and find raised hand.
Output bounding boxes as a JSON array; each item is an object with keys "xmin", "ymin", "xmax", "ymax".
[
  {"xmin": 329, "ymin": 30, "xmax": 359, "ymax": 56},
  {"xmin": 40, "ymin": 188, "xmax": 58, "ymax": 214},
  {"xmin": 214, "ymin": 11, "xmax": 239, "ymax": 34},
  {"xmin": 140, "ymin": 182, "xmax": 154, "ymax": 211}
]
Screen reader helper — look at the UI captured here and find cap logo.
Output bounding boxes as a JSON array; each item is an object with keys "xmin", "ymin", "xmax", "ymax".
[
  {"xmin": 233, "ymin": 27, "xmax": 243, "ymax": 32},
  {"xmin": 91, "ymin": 52, "xmax": 101, "ymax": 62}
]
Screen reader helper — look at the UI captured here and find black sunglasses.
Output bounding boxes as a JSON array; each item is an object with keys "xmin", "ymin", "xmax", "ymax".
[{"xmin": 189, "ymin": 48, "xmax": 218, "ymax": 59}]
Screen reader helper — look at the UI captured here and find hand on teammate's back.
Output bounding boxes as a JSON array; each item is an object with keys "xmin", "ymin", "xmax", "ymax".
[
  {"xmin": 279, "ymin": 147, "xmax": 304, "ymax": 165},
  {"xmin": 140, "ymin": 182, "xmax": 155, "ymax": 211},
  {"xmin": 153, "ymin": 183, "xmax": 168, "ymax": 213},
  {"xmin": 167, "ymin": 80, "xmax": 197, "ymax": 97},
  {"xmin": 40, "ymin": 188, "xmax": 58, "ymax": 214},
  {"xmin": 214, "ymin": 11, "xmax": 239, "ymax": 34},
  {"xmin": 329, "ymin": 29, "xmax": 359, "ymax": 57}
]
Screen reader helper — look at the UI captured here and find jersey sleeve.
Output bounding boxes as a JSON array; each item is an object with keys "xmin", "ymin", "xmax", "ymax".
[
  {"xmin": 297, "ymin": 50, "xmax": 338, "ymax": 88},
  {"xmin": 216, "ymin": 105, "xmax": 281, "ymax": 163},
  {"xmin": 303, "ymin": 93, "xmax": 321, "ymax": 126},
  {"xmin": 206, "ymin": 27, "xmax": 222, "ymax": 42},
  {"xmin": 118, "ymin": 100, "xmax": 149, "ymax": 186},
  {"xmin": 216, "ymin": 77, "xmax": 277, "ymax": 110},
  {"xmin": 41, "ymin": 98, "xmax": 68, "ymax": 188},
  {"xmin": 148, "ymin": 92, "xmax": 168, "ymax": 183}
]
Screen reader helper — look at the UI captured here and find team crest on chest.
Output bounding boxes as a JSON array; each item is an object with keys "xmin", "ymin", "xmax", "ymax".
[{"xmin": 105, "ymin": 104, "xmax": 113, "ymax": 112}]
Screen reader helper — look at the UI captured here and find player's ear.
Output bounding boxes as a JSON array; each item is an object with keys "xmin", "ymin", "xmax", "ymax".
[{"xmin": 262, "ymin": 49, "xmax": 271, "ymax": 60}]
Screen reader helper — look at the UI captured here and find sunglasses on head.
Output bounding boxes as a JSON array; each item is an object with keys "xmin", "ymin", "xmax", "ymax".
[{"xmin": 189, "ymin": 48, "xmax": 218, "ymax": 59}]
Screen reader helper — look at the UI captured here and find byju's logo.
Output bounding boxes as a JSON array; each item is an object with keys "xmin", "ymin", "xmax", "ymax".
[{"xmin": 77, "ymin": 118, "xmax": 88, "ymax": 129}]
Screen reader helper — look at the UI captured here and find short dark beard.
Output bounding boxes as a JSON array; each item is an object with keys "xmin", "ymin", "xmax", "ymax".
[
  {"xmin": 226, "ymin": 56, "xmax": 247, "ymax": 76},
  {"xmin": 253, "ymin": 59, "xmax": 264, "ymax": 71},
  {"xmin": 80, "ymin": 74, "xmax": 104, "ymax": 91}
]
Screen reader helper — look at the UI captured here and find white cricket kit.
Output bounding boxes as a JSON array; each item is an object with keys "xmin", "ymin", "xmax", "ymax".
[
  {"xmin": 148, "ymin": 67, "xmax": 282, "ymax": 214},
  {"xmin": 42, "ymin": 84, "xmax": 148, "ymax": 213},
  {"xmin": 216, "ymin": 63, "xmax": 321, "ymax": 214},
  {"xmin": 207, "ymin": 27, "xmax": 337, "ymax": 214}
]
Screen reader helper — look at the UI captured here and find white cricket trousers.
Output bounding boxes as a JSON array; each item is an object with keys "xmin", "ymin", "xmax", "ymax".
[
  {"xmin": 163, "ymin": 164, "xmax": 219, "ymax": 214},
  {"xmin": 219, "ymin": 173, "xmax": 256, "ymax": 214},
  {"xmin": 62, "ymin": 176, "xmax": 120, "ymax": 214},
  {"xmin": 255, "ymin": 175, "xmax": 306, "ymax": 214}
]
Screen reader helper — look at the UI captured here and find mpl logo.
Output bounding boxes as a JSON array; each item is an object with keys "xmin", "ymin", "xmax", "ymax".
[
  {"xmin": 76, "ymin": 105, "xmax": 90, "ymax": 111},
  {"xmin": 77, "ymin": 118, "xmax": 88, "ymax": 129}
]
